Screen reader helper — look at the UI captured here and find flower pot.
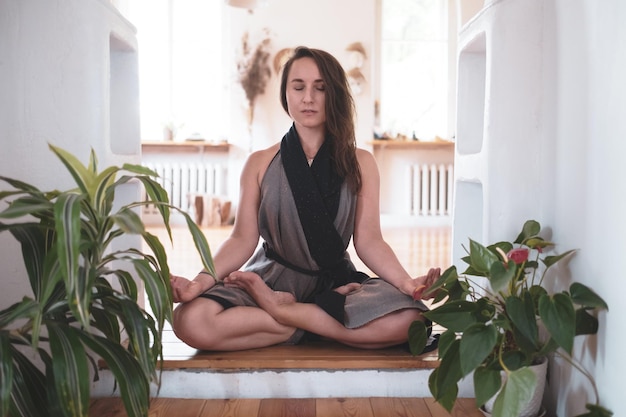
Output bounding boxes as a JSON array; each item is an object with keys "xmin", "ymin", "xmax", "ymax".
[
  {"xmin": 483, "ymin": 357, "xmax": 548, "ymax": 417},
  {"xmin": 480, "ymin": 406, "xmax": 547, "ymax": 417}
]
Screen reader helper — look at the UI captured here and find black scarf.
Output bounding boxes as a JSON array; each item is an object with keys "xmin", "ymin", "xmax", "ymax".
[{"xmin": 279, "ymin": 124, "xmax": 346, "ymax": 270}]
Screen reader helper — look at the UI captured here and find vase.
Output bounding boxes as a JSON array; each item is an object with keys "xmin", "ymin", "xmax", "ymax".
[{"xmin": 483, "ymin": 356, "xmax": 548, "ymax": 417}]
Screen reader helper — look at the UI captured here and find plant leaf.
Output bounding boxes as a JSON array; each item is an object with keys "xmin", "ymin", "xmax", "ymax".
[
  {"xmin": 47, "ymin": 324, "xmax": 90, "ymax": 417},
  {"xmin": 542, "ymin": 249, "xmax": 576, "ymax": 268},
  {"xmin": 469, "ymin": 239, "xmax": 499, "ymax": 274},
  {"xmin": 428, "ymin": 368, "xmax": 458, "ymax": 413},
  {"xmin": 54, "ymin": 194, "xmax": 88, "ymax": 327},
  {"xmin": 430, "ymin": 339, "xmax": 463, "ymax": 408},
  {"xmin": 489, "ymin": 260, "xmax": 516, "ymax": 293},
  {"xmin": 0, "ymin": 198, "xmax": 52, "ymax": 219},
  {"xmin": 0, "ymin": 175, "xmax": 41, "ymax": 194},
  {"xmin": 181, "ymin": 210, "xmax": 216, "ymax": 277},
  {"xmin": 92, "ymin": 165, "xmax": 120, "ymax": 213},
  {"xmin": 112, "ymin": 207, "xmax": 146, "ymax": 235},
  {"xmin": 423, "ymin": 300, "xmax": 479, "ymax": 332},
  {"xmin": 76, "ymin": 333, "xmax": 150, "ymax": 417},
  {"xmin": 437, "ymin": 329, "xmax": 457, "ymax": 359},
  {"xmin": 576, "ymin": 403, "xmax": 614, "ymax": 417},
  {"xmin": 514, "ymin": 220, "xmax": 540, "ymax": 244},
  {"xmin": 115, "ymin": 298, "xmax": 156, "ymax": 382},
  {"xmin": 133, "ymin": 251, "xmax": 172, "ymax": 329},
  {"xmin": 575, "ymin": 308, "xmax": 599, "ymax": 335},
  {"xmin": 459, "ymin": 323, "xmax": 498, "ymax": 376},
  {"xmin": 6, "ymin": 223, "xmax": 51, "ymax": 300},
  {"xmin": 491, "ymin": 367, "xmax": 536, "ymax": 417},
  {"xmin": 9, "ymin": 345, "xmax": 48, "ymax": 417},
  {"xmin": 407, "ymin": 320, "xmax": 429, "ymax": 356},
  {"xmin": 570, "ymin": 283, "xmax": 608, "ymax": 310},
  {"xmin": 474, "ymin": 365, "xmax": 502, "ymax": 408},
  {"xmin": 49, "ymin": 144, "xmax": 93, "ymax": 196},
  {"xmin": 0, "ymin": 331, "xmax": 13, "ymax": 417},
  {"xmin": 422, "ymin": 265, "xmax": 457, "ymax": 298},
  {"xmin": 506, "ymin": 293, "xmax": 539, "ymax": 351},
  {"xmin": 538, "ymin": 293, "xmax": 576, "ymax": 353}
]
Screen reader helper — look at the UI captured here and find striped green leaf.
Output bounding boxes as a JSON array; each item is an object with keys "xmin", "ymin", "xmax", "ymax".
[
  {"xmin": 0, "ymin": 331, "xmax": 13, "ymax": 417},
  {"xmin": 0, "ymin": 198, "xmax": 52, "ymax": 219},
  {"xmin": 114, "ymin": 297, "xmax": 156, "ymax": 381},
  {"xmin": 47, "ymin": 324, "xmax": 89, "ymax": 417},
  {"xmin": 121, "ymin": 163, "xmax": 158, "ymax": 177},
  {"xmin": 133, "ymin": 258, "xmax": 172, "ymax": 331},
  {"xmin": 0, "ymin": 175, "xmax": 42, "ymax": 194},
  {"xmin": 90, "ymin": 304, "xmax": 121, "ymax": 343},
  {"xmin": 77, "ymin": 333, "xmax": 150, "ymax": 417},
  {"xmin": 54, "ymin": 194, "xmax": 89, "ymax": 328},
  {"xmin": 7, "ymin": 224, "xmax": 49, "ymax": 300},
  {"xmin": 181, "ymin": 211, "xmax": 216, "ymax": 278},
  {"xmin": 0, "ymin": 299, "xmax": 39, "ymax": 329},
  {"xmin": 92, "ymin": 166, "xmax": 120, "ymax": 213},
  {"xmin": 112, "ymin": 207, "xmax": 146, "ymax": 235},
  {"xmin": 9, "ymin": 346, "xmax": 48, "ymax": 417},
  {"xmin": 48, "ymin": 145, "xmax": 94, "ymax": 196}
]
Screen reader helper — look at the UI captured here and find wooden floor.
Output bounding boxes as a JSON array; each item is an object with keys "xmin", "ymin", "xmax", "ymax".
[
  {"xmin": 94, "ymin": 222, "xmax": 461, "ymax": 417},
  {"xmin": 89, "ymin": 397, "xmax": 483, "ymax": 417}
]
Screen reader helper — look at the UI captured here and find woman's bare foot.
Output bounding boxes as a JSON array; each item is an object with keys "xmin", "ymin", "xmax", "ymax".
[
  {"xmin": 333, "ymin": 282, "xmax": 362, "ymax": 295},
  {"xmin": 224, "ymin": 271, "xmax": 295, "ymax": 315}
]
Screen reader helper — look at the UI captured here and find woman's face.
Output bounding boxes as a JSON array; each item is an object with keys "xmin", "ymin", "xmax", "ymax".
[{"xmin": 285, "ymin": 57, "xmax": 326, "ymax": 131}]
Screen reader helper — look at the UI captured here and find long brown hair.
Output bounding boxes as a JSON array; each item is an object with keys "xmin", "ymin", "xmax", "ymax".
[{"xmin": 280, "ymin": 46, "xmax": 362, "ymax": 193}]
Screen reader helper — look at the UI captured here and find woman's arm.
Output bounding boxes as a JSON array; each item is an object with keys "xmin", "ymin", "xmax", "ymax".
[
  {"xmin": 172, "ymin": 147, "xmax": 276, "ymax": 303},
  {"xmin": 352, "ymin": 149, "xmax": 427, "ymax": 297}
]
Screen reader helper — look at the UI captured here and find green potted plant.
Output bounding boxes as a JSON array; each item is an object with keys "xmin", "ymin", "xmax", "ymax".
[
  {"xmin": 0, "ymin": 144, "xmax": 215, "ymax": 417},
  {"xmin": 409, "ymin": 220, "xmax": 612, "ymax": 417}
]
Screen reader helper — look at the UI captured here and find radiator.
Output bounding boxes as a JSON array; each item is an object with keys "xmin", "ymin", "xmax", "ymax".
[
  {"xmin": 409, "ymin": 163, "xmax": 454, "ymax": 216},
  {"xmin": 142, "ymin": 162, "xmax": 227, "ymax": 216}
]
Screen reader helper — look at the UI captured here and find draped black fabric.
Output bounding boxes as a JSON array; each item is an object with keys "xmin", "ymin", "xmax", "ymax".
[{"xmin": 279, "ymin": 124, "xmax": 346, "ymax": 270}]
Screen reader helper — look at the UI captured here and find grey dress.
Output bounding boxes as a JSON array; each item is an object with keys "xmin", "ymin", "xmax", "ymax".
[{"xmin": 201, "ymin": 152, "xmax": 428, "ymax": 330}]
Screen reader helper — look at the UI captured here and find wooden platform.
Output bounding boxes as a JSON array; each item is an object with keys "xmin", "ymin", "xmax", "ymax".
[
  {"xmin": 158, "ymin": 336, "xmax": 440, "ymax": 371},
  {"xmin": 89, "ymin": 396, "xmax": 483, "ymax": 417}
]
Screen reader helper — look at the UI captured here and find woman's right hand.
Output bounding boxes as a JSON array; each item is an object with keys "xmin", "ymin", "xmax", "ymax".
[{"xmin": 171, "ymin": 273, "xmax": 216, "ymax": 303}]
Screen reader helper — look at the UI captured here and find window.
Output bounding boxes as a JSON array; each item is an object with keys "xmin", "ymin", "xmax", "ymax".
[
  {"xmin": 378, "ymin": 0, "xmax": 450, "ymax": 141},
  {"xmin": 127, "ymin": 0, "xmax": 226, "ymax": 142}
]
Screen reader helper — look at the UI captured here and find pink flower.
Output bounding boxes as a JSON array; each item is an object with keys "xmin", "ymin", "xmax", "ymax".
[{"xmin": 507, "ymin": 248, "xmax": 529, "ymax": 264}]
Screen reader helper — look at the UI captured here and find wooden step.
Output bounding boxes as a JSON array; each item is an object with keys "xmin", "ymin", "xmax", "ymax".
[
  {"xmin": 158, "ymin": 338, "xmax": 440, "ymax": 370},
  {"xmin": 92, "ymin": 335, "xmax": 475, "ymax": 400}
]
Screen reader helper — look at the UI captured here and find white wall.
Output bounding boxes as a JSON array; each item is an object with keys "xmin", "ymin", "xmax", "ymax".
[
  {"xmin": 453, "ymin": 0, "xmax": 625, "ymax": 415},
  {"xmin": 225, "ymin": 0, "xmax": 376, "ymax": 151},
  {"xmin": 547, "ymin": 1, "xmax": 626, "ymax": 416},
  {"xmin": 0, "ymin": 0, "xmax": 140, "ymax": 309},
  {"xmin": 221, "ymin": 0, "xmax": 377, "ymax": 202}
]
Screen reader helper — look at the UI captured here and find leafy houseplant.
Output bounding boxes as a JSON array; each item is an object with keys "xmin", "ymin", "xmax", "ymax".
[
  {"xmin": 0, "ymin": 145, "xmax": 215, "ymax": 417},
  {"xmin": 409, "ymin": 220, "xmax": 612, "ymax": 417}
]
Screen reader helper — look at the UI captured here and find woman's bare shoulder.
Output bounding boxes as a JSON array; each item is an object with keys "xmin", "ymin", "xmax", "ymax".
[
  {"xmin": 356, "ymin": 147, "xmax": 377, "ymax": 169},
  {"xmin": 244, "ymin": 143, "xmax": 281, "ymax": 184},
  {"xmin": 246, "ymin": 143, "xmax": 280, "ymax": 166}
]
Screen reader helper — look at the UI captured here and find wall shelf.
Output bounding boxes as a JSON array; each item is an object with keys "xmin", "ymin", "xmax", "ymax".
[
  {"xmin": 141, "ymin": 141, "xmax": 230, "ymax": 154},
  {"xmin": 368, "ymin": 140, "xmax": 454, "ymax": 150}
]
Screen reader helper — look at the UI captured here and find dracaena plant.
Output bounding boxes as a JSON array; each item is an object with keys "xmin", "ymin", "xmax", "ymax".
[
  {"xmin": 0, "ymin": 144, "xmax": 215, "ymax": 417},
  {"xmin": 409, "ymin": 220, "xmax": 612, "ymax": 417}
]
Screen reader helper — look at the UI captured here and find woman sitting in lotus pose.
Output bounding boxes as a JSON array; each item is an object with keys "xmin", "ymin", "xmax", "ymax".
[{"xmin": 170, "ymin": 46, "xmax": 440, "ymax": 351}]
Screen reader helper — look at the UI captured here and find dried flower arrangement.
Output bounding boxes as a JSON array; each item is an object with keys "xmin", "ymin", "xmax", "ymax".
[{"xmin": 237, "ymin": 28, "xmax": 272, "ymax": 129}]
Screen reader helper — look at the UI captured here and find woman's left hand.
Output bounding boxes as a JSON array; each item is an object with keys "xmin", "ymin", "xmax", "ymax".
[{"xmin": 405, "ymin": 267, "xmax": 441, "ymax": 300}]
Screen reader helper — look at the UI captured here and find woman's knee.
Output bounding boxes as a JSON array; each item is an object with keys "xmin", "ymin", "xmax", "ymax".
[{"xmin": 172, "ymin": 299, "xmax": 220, "ymax": 349}]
